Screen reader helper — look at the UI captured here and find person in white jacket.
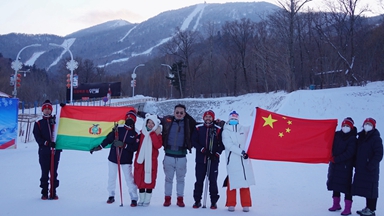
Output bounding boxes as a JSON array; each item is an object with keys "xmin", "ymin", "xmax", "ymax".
[{"xmin": 222, "ymin": 111, "xmax": 255, "ymax": 212}]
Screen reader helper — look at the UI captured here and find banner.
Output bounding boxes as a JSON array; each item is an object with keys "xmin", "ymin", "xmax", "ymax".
[
  {"xmin": 0, "ymin": 98, "xmax": 18, "ymax": 149},
  {"xmin": 246, "ymin": 107, "xmax": 337, "ymax": 163},
  {"xmin": 55, "ymin": 105, "xmax": 134, "ymax": 151},
  {"xmin": 67, "ymin": 82, "xmax": 121, "ymax": 101}
]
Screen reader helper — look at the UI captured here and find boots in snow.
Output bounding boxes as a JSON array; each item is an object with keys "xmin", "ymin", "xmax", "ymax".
[
  {"xmin": 163, "ymin": 196, "xmax": 171, "ymax": 207},
  {"xmin": 341, "ymin": 200, "xmax": 352, "ymax": 215},
  {"xmin": 177, "ymin": 196, "xmax": 185, "ymax": 207},
  {"xmin": 106, "ymin": 196, "xmax": 115, "ymax": 204},
  {"xmin": 138, "ymin": 192, "xmax": 145, "ymax": 206},
  {"xmin": 143, "ymin": 193, "xmax": 152, "ymax": 207},
  {"xmin": 328, "ymin": 197, "xmax": 341, "ymax": 211}
]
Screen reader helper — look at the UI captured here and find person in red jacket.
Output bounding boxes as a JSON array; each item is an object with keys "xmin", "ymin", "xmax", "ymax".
[{"xmin": 134, "ymin": 113, "xmax": 163, "ymax": 206}]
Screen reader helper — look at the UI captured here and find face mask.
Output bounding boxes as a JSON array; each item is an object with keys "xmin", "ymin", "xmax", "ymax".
[
  {"xmin": 341, "ymin": 126, "xmax": 351, "ymax": 133},
  {"xmin": 125, "ymin": 119, "xmax": 135, "ymax": 127},
  {"xmin": 229, "ymin": 119, "xmax": 238, "ymax": 125},
  {"xmin": 363, "ymin": 124, "xmax": 373, "ymax": 132}
]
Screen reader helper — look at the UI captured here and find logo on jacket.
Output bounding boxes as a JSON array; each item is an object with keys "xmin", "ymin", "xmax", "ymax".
[{"xmin": 89, "ymin": 124, "xmax": 102, "ymax": 135}]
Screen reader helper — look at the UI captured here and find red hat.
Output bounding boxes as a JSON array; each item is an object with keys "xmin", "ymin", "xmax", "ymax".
[
  {"xmin": 341, "ymin": 117, "xmax": 354, "ymax": 129},
  {"xmin": 125, "ymin": 110, "xmax": 137, "ymax": 123},
  {"xmin": 203, "ymin": 110, "xmax": 215, "ymax": 119},
  {"xmin": 363, "ymin": 118, "xmax": 376, "ymax": 129},
  {"xmin": 41, "ymin": 100, "xmax": 53, "ymax": 112}
]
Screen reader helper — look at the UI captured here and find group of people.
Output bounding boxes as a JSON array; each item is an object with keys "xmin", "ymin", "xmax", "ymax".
[
  {"xmin": 327, "ymin": 117, "xmax": 383, "ymax": 216},
  {"xmin": 33, "ymin": 100, "xmax": 382, "ymax": 215}
]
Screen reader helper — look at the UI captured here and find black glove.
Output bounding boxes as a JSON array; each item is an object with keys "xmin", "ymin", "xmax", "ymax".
[
  {"xmin": 241, "ymin": 150, "xmax": 249, "ymax": 159},
  {"xmin": 60, "ymin": 103, "xmax": 66, "ymax": 107},
  {"xmin": 90, "ymin": 145, "xmax": 102, "ymax": 154},
  {"xmin": 49, "ymin": 142, "xmax": 56, "ymax": 148},
  {"xmin": 209, "ymin": 152, "xmax": 220, "ymax": 161}
]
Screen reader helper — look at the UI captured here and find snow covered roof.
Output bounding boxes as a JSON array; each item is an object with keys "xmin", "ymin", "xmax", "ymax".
[{"xmin": 0, "ymin": 91, "xmax": 11, "ymax": 98}]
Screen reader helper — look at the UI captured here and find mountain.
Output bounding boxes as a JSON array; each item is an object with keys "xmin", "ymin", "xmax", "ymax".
[{"xmin": 0, "ymin": 2, "xmax": 280, "ymax": 74}]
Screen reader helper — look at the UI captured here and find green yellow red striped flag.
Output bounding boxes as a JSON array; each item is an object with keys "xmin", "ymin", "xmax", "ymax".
[{"xmin": 55, "ymin": 105, "xmax": 135, "ymax": 151}]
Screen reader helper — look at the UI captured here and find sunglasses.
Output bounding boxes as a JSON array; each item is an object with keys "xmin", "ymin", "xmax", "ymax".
[{"xmin": 175, "ymin": 111, "xmax": 184, "ymax": 115}]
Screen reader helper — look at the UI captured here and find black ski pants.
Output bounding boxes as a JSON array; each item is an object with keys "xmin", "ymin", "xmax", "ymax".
[
  {"xmin": 39, "ymin": 150, "xmax": 61, "ymax": 195},
  {"xmin": 193, "ymin": 159, "xmax": 219, "ymax": 204}
]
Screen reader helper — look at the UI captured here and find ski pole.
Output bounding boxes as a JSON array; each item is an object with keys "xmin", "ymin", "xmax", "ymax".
[
  {"xmin": 49, "ymin": 115, "xmax": 56, "ymax": 199},
  {"xmin": 116, "ymin": 147, "xmax": 123, "ymax": 207},
  {"xmin": 202, "ymin": 158, "xmax": 211, "ymax": 208}
]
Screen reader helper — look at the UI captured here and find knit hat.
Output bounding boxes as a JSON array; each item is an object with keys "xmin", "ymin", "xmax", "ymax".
[
  {"xmin": 341, "ymin": 117, "xmax": 354, "ymax": 129},
  {"xmin": 125, "ymin": 110, "xmax": 137, "ymax": 123},
  {"xmin": 229, "ymin": 110, "xmax": 239, "ymax": 120},
  {"xmin": 363, "ymin": 117, "xmax": 376, "ymax": 129},
  {"xmin": 41, "ymin": 100, "xmax": 53, "ymax": 112},
  {"xmin": 203, "ymin": 110, "xmax": 215, "ymax": 119}
]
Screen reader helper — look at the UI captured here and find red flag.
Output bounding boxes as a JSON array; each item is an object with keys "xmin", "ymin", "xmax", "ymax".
[{"xmin": 246, "ymin": 107, "xmax": 337, "ymax": 163}]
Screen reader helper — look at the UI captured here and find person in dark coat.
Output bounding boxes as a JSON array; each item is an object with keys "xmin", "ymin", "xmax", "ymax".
[
  {"xmin": 90, "ymin": 110, "xmax": 139, "ymax": 207},
  {"xmin": 137, "ymin": 104, "xmax": 196, "ymax": 207},
  {"xmin": 327, "ymin": 117, "xmax": 357, "ymax": 215},
  {"xmin": 33, "ymin": 100, "xmax": 62, "ymax": 200},
  {"xmin": 352, "ymin": 118, "xmax": 383, "ymax": 216},
  {"xmin": 192, "ymin": 110, "xmax": 225, "ymax": 209}
]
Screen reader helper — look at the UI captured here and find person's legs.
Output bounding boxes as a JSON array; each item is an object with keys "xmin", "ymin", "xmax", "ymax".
[
  {"xmin": 107, "ymin": 161, "xmax": 117, "ymax": 197},
  {"xmin": 163, "ymin": 156, "xmax": 176, "ymax": 197},
  {"xmin": 209, "ymin": 160, "xmax": 219, "ymax": 205},
  {"xmin": 175, "ymin": 157, "xmax": 187, "ymax": 197},
  {"xmin": 39, "ymin": 154, "xmax": 50, "ymax": 197},
  {"xmin": 193, "ymin": 162, "xmax": 206, "ymax": 204},
  {"xmin": 239, "ymin": 187, "xmax": 252, "ymax": 207},
  {"xmin": 225, "ymin": 181, "xmax": 237, "ymax": 208},
  {"xmin": 122, "ymin": 164, "xmax": 138, "ymax": 201}
]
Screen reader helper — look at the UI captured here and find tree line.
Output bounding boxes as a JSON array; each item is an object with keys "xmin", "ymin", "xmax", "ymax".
[{"xmin": 0, "ymin": 0, "xmax": 383, "ymax": 103}]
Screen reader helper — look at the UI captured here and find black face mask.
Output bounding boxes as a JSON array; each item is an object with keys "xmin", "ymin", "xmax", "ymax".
[{"xmin": 125, "ymin": 119, "xmax": 135, "ymax": 126}]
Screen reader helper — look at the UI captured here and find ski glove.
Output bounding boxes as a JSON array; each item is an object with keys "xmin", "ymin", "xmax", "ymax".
[
  {"xmin": 209, "ymin": 152, "xmax": 220, "ymax": 160},
  {"xmin": 49, "ymin": 142, "xmax": 56, "ymax": 148},
  {"xmin": 241, "ymin": 150, "xmax": 249, "ymax": 159},
  {"xmin": 90, "ymin": 145, "xmax": 102, "ymax": 154}
]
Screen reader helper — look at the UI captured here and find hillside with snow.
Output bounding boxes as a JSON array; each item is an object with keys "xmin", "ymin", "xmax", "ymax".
[{"xmin": 0, "ymin": 81, "xmax": 383, "ymax": 216}]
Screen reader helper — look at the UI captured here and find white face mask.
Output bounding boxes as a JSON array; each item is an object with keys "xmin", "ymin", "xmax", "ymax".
[
  {"xmin": 341, "ymin": 126, "xmax": 351, "ymax": 133},
  {"xmin": 364, "ymin": 124, "xmax": 373, "ymax": 132}
]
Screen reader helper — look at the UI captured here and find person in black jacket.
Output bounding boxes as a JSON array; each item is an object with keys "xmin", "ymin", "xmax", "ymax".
[
  {"xmin": 327, "ymin": 117, "xmax": 357, "ymax": 215},
  {"xmin": 33, "ymin": 100, "xmax": 61, "ymax": 200},
  {"xmin": 352, "ymin": 118, "xmax": 383, "ymax": 216},
  {"xmin": 90, "ymin": 110, "xmax": 139, "ymax": 207},
  {"xmin": 192, "ymin": 110, "xmax": 224, "ymax": 209}
]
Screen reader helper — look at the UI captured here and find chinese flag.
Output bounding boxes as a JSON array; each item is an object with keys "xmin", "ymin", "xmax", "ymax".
[{"xmin": 246, "ymin": 107, "xmax": 337, "ymax": 163}]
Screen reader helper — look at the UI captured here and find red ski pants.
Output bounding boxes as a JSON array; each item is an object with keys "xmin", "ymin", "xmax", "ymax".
[{"xmin": 225, "ymin": 181, "xmax": 252, "ymax": 207}]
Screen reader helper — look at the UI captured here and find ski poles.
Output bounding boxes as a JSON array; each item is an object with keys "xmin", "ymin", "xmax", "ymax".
[
  {"xmin": 49, "ymin": 115, "xmax": 56, "ymax": 199},
  {"xmin": 202, "ymin": 157, "xmax": 211, "ymax": 208},
  {"xmin": 116, "ymin": 147, "xmax": 124, "ymax": 207}
]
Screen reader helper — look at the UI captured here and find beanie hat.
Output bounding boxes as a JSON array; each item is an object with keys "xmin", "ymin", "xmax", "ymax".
[
  {"xmin": 125, "ymin": 110, "xmax": 137, "ymax": 123},
  {"xmin": 341, "ymin": 117, "xmax": 354, "ymax": 129},
  {"xmin": 203, "ymin": 110, "xmax": 215, "ymax": 119},
  {"xmin": 41, "ymin": 100, "xmax": 53, "ymax": 112},
  {"xmin": 229, "ymin": 110, "xmax": 239, "ymax": 120},
  {"xmin": 363, "ymin": 117, "xmax": 376, "ymax": 129}
]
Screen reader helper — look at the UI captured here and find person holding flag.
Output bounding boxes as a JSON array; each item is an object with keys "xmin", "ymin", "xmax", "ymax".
[
  {"xmin": 192, "ymin": 110, "xmax": 225, "ymax": 209},
  {"xmin": 326, "ymin": 117, "xmax": 357, "ymax": 215},
  {"xmin": 222, "ymin": 111, "xmax": 255, "ymax": 212},
  {"xmin": 90, "ymin": 110, "xmax": 139, "ymax": 207},
  {"xmin": 33, "ymin": 100, "xmax": 61, "ymax": 200}
]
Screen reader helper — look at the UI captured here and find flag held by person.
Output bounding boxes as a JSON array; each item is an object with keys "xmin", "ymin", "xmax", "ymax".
[
  {"xmin": 55, "ymin": 105, "xmax": 135, "ymax": 151},
  {"xmin": 246, "ymin": 107, "xmax": 337, "ymax": 163}
]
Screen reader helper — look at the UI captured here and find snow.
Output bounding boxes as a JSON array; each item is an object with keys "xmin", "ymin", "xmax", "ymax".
[{"xmin": 1, "ymin": 82, "xmax": 383, "ymax": 216}]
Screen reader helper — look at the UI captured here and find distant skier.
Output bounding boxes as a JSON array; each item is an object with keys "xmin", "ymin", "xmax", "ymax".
[{"xmin": 33, "ymin": 100, "xmax": 61, "ymax": 200}]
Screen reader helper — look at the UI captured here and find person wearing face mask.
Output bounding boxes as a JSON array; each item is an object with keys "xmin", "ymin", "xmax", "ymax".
[
  {"xmin": 192, "ymin": 110, "xmax": 225, "ymax": 209},
  {"xmin": 134, "ymin": 114, "xmax": 163, "ymax": 207},
  {"xmin": 352, "ymin": 118, "xmax": 383, "ymax": 216},
  {"xmin": 33, "ymin": 100, "xmax": 62, "ymax": 200},
  {"xmin": 90, "ymin": 110, "xmax": 139, "ymax": 207},
  {"xmin": 326, "ymin": 117, "xmax": 357, "ymax": 215},
  {"xmin": 222, "ymin": 111, "xmax": 255, "ymax": 212},
  {"xmin": 137, "ymin": 104, "xmax": 196, "ymax": 207}
]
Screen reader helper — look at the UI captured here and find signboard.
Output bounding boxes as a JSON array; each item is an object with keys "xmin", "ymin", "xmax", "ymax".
[
  {"xmin": 0, "ymin": 98, "xmax": 18, "ymax": 149},
  {"xmin": 66, "ymin": 82, "xmax": 121, "ymax": 101}
]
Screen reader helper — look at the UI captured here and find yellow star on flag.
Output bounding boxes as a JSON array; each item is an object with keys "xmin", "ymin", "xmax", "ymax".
[{"xmin": 262, "ymin": 114, "xmax": 277, "ymax": 128}]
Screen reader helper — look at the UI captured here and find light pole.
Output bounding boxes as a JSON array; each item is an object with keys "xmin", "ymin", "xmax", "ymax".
[
  {"xmin": 49, "ymin": 43, "xmax": 78, "ymax": 104},
  {"xmin": 161, "ymin": 64, "xmax": 174, "ymax": 98},
  {"xmin": 11, "ymin": 44, "xmax": 41, "ymax": 98},
  {"xmin": 131, "ymin": 64, "xmax": 145, "ymax": 97}
]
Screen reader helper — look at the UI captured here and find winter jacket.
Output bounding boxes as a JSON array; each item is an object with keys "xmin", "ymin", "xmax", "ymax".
[
  {"xmin": 222, "ymin": 123, "xmax": 255, "ymax": 190},
  {"xmin": 352, "ymin": 129, "xmax": 383, "ymax": 198},
  {"xmin": 33, "ymin": 116, "xmax": 62, "ymax": 155},
  {"xmin": 326, "ymin": 127, "xmax": 357, "ymax": 193},
  {"xmin": 137, "ymin": 111, "xmax": 196, "ymax": 155},
  {"xmin": 100, "ymin": 126, "xmax": 139, "ymax": 164},
  {"xmin": 192, "ymin": 123, "xmax": 225, "ymax": 164},
  {"xmin": 134, "ymin": 114, "xmax": 163, "ymax": 189}
]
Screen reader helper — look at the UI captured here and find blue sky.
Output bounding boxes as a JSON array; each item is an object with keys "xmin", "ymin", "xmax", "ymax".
[{"xmin": 1, "ymin": 0, "xmax": 382, "ymax": 36}]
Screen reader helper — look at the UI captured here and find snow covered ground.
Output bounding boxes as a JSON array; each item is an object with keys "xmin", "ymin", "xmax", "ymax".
[{"xmin": 1, "ymin": 82, "xmax": 383, "ymax": 216}]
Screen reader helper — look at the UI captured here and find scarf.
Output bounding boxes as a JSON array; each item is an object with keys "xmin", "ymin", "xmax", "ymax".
[{"xmin": 137, "ymin": 126, "xmax": 154, "ymax": 184}]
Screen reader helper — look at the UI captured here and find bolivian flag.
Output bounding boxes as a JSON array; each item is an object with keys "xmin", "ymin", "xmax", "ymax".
[{"xmin": 55, "ymin": 105, "xmax": 135, "ymax": 151}]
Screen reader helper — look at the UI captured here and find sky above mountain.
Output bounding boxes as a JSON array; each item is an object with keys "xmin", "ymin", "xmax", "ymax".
[{"xmin": 1, "ymin": 0, "xmax": 382, "ymax": 36}]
